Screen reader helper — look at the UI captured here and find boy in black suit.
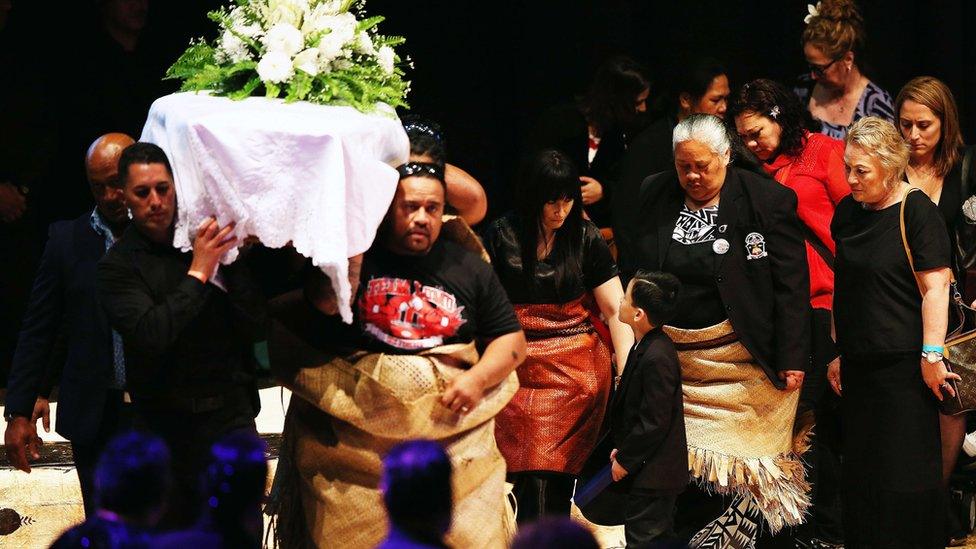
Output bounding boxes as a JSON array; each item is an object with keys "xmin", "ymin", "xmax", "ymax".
[{"xmin": 610, "ymin": 270, "xmax": 687, "ymax": 547}]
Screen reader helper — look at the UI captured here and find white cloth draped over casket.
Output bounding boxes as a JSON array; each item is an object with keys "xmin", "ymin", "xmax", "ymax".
[{"xmin": 141, "ymin": 92, "xmax": 409, "ymax": 323}]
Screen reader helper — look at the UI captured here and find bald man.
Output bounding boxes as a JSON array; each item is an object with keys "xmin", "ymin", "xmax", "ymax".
[{"xmin": 4, "ymin": 133, "xmax": 135, "ymax": 516}]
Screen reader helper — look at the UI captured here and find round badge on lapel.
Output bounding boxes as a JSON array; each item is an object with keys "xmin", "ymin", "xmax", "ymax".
[{"xmin": 712, "ymin": 238, "xmax": 730, "ymax": 255}]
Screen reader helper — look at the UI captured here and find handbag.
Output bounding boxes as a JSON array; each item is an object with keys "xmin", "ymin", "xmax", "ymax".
[{"xmin": 900, "ymin": 186, "xmax": 976, "ymax": 415}]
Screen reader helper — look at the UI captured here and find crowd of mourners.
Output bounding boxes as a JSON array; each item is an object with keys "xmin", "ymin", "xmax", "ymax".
[{"xmin": 3, "ymin": 0, "xmax": 976, "ymax": 548}]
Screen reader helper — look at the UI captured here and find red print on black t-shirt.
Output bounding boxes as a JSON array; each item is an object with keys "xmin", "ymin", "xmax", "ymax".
[{"xmin": 359, "ymin": 277, "xmax": 467, "ymax": 351}]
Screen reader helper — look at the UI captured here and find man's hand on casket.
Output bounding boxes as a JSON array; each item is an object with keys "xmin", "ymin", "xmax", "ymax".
[
  {"xmin": 188, "ymin": 218, "xmax": 238, "ymax": 283},
  {"xmin": 441, "ymin": 370, "xmax": 488, "ymax": 415}
]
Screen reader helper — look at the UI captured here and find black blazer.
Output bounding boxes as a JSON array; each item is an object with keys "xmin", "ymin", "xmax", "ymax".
[
  {"xmin": 609, "ymin": 329, "xmax": 687, "ymax": 492},
  {"xmin": 616, "ymin": 167, "xmax": 811, "ymax": 387},
  {"xmin": 5, "ymin": 214, "xmax": 114, "ymax": 444}
]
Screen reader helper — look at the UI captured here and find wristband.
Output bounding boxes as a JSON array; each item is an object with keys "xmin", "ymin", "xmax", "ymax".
[{"xmin": 922, "ymin": 344, "xmax": 945, "ymax": 353}]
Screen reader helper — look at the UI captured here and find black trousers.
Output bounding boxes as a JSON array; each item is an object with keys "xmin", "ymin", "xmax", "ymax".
[
  {"xmin": 136, "ymin": 387, "xmax": 257, "ymax": 529},
  {"xmin": 508, "ymin": 471, "xmax": 575, "ymax": 524},
  {"xmin": 796, "ymin": 307, "xmax": 844, "ymax": 544},
  {"xmin": 70, "ymin": 390, "xmax": 133, "ymax": 517},
  {"xmin": 624, "ymin": 490, "xmax": 678, "ymax": 548}
]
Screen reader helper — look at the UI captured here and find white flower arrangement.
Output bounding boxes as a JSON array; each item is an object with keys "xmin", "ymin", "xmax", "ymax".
[{"xmin": 167, "ymin": 0, "xmax": 409, "ymax": 112}]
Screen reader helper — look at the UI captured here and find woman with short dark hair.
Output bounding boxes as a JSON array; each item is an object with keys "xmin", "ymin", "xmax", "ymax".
[{"xmin": 483, "ymin": 149, "xmax": 632, "ymax": 521}]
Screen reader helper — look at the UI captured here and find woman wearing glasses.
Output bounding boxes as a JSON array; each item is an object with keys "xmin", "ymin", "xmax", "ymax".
[{"xmin": 794, "ymin": 0, "xmax": 894, "ymax": 140}]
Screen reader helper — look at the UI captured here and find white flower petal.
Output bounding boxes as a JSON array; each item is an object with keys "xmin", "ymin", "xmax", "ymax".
[{"xmin": 257, "ymin": 51, "xmax": 295, "ymax": 83}]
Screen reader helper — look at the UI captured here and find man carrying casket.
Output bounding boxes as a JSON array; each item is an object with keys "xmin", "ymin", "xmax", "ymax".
[
  {"xmin": 269, "ymin": 160, "xmax": 526, "ymax": 548},
  {"xmin": 97, "ymin": 142, "xmax": 267, "ymax": 528}
]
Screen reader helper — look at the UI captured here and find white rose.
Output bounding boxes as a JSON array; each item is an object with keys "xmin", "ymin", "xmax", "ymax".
[
  {"xmin": 218, "ymin": 29, "xmax": 251, "ymax": 63},
  {"xmin": 317, "ymin": 32, "xmax": 347, "ymax": 62},
  {"xmin": 302, "ymin": 2, "xmax": 342, "ymax": 34},
  {"xmin": 257, "ymin": 51, "xmax": 295, "ymax": 83},
  {"xmin": 293, "ymin": 48, "xmax": 320, "ymax": 76},
  {"xmin": 262, "ymin": 23, "xmax": 304, "ymax": 57},
  {"xmin": 355, "ymin": 32, "xmax": 375, "ymax": 55},
  {"xmin": 377, "ymin": 45, "xmax": 395, "ymax": 75},
  {"xmin": 263, "ymin": 0, "xmax": 307, "ymax": 27}
]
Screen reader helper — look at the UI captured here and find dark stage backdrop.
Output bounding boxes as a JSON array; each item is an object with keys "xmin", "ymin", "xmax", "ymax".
[{"xmin": 0, "ymin": 0, "xmax": 973, "ymax": 383}]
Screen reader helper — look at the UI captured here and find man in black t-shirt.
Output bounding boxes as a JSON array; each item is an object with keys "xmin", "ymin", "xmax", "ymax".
[
  {"xmin": 298, "ymin": 161, "xmax": 527, "ymax": 414},
  {"xmin": 270, "ymin": 163, "xmax": 527, "ymax": 547}
]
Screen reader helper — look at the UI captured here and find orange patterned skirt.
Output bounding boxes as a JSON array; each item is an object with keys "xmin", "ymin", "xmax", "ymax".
[{"xmin": 495, "ymin": 298, "xmax": 613, "ymax": 475}]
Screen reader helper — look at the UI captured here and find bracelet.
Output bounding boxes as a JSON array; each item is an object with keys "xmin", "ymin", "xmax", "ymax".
[{"xmin": 922, "ymin": 344, "xmax": 945, "ymax": 353}]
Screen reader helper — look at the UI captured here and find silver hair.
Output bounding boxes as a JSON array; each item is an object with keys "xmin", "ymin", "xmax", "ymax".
[{"xmin": 672, "ymin": 113, "xmax": 732, "ymax": 165}]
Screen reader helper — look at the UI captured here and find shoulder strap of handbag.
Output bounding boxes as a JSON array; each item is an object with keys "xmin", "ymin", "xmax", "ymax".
[
  {"xmin": 900, "ymin": 185, "xmax": 971, "ymax": 336},
  {"xmin": 776, "ymin": 161, "xmax": 835, "ymax": 270}
]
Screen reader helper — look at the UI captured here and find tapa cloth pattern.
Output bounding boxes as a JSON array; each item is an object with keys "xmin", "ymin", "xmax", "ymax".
[
  {"xmin": 663, "ymin": 320, "xmax": 811, "ymax": 533},
  {"xmin": 141, "ymin": 92, "xmax": 410, "ymax": 322},
  {"xmin": 495, "ymin": 299, "xmax": 612, "ymax": 475},
  {"xmin": 273, "ymin": 341, "xmax": 518, "ymax": 549}
]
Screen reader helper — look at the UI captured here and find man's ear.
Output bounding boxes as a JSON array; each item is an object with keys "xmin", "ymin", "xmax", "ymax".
[{"xmin": 678, "ymin": 92, "xmax": 692, "ymax": 114}]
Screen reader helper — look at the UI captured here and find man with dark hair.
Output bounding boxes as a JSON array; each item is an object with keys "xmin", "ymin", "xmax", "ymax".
[
  {"xmin": 4, "ymin": 133, "xmax": 135, "ymax": 517},
  {"xmin": 609, "ymin": 270, "xmax": 687, "ymax": 546},
  {"xmin": 378, "ymin": 440, "xmax": 453, "ymax": 549},
  {"xmin": 97, "ymin": 142, "xmax": 267, "ymax": 528},
  {"xmin": 270, "ymin": 162, "xmax": 525, "ymax": 547},
  {"xmin": 50, "ymin": 431, "xmax": 171, "ymax": 548}
]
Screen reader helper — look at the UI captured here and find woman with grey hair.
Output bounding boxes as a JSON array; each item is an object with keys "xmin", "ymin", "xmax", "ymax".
[
  {"xmin": 829, "ymin": 116, "xmax": 958, "ymax": 547},
  {"xmin": 616, "ymin": 113, "xmax": 812, "ymax": 545}
]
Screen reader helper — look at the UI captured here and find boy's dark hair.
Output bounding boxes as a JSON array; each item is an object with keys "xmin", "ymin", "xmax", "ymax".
[
  {"xmin": 630, "ymin": 270, "xmax": 681, "ymax": 326},
  {"xmin": 94, "ymin": 431, "xmax": 172, "ymax": 517},
  {"xmin": 381, "ymin": 439, "xmax": 453, "ymax": 543},
  {"xmin": 116, "ymin": 142, "xmax": 173, "ymax": 188}
]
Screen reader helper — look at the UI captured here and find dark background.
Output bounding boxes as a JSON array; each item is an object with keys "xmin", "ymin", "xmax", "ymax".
[{"xmin": 1, "ymin": 0, "xmax": 974, "ymax": 382}]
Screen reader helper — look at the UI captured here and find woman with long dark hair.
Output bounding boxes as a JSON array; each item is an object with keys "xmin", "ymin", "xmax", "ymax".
[
  {"xmin": 526, "ymin": 55, "xmax": 650, "ymax": 230},
  {"xmin": 483, "ymin": 149, "xmax": 633, "ymax": 521}
]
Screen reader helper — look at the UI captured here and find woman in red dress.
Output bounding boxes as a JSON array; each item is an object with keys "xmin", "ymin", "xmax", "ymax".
[{"xmin": 730, "ymin": 78, "xmax": 850, "ymax": 547}]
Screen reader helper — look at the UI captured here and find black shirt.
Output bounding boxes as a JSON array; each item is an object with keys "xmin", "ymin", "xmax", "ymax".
[
  {"xmin": 322, "ymin": 238, "xmax": 522, "ymax": 354},
  {"xmin": 664, "ymin": 204, "xmax": 726, "ymax": 329},
  {"xmin": 97, "ymin": 226, "xmax": 268, "ymax": 397},
  {"xmin": 482, "ymin": 215, "xmax": 618, "ymax": 304},
  {"xmin": 832, "ymin": 190, "xmax": 951, "ymax": 356}
]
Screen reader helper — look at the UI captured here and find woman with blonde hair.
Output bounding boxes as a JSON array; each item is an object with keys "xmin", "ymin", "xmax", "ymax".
[
  {"xmin": 796, "ymin": 0, "xmax": 894, "ymax": 139},
  {"xmin": 829, "ymin": 116, "xmax": 959, "ymax": 547},
  {"xmin": 896, "ymin": 75, "xmax": 976, "ymax": 545}
]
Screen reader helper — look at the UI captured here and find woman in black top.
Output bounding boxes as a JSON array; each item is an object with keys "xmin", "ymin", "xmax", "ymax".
[
  {"xmin": 895, "ymin": 76, "xmax": 976, "ymax": 544},
  {"xmin": 483, "ymin": 149, "xmax": 633, "ymax": 522},
  {"xmin": 525, "ymin": 56, "xmax": 650, "ymax": 230},
  {"xmin": 615, "ymin": 114, "xmax": 811, "ymax": 545},
  {"xmin": 829, "ymin": 117, "xmax": 959, "ymax": 548}
]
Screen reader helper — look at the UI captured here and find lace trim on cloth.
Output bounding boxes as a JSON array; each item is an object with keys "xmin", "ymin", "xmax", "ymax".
[{"xmin": 673, "ymin": 204, "xmax": 720, "ymax": 245}]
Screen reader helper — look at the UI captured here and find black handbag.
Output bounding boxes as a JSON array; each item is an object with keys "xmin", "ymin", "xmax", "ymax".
[{"xmin": 900, "ymin": 186, "xmax": 976, "ymax": 415}]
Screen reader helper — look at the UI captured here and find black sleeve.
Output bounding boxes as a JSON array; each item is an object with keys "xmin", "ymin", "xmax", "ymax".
[
  {"xmin": 474, "ymin": 260, "xmax": 523, "ymax": 340},
  {"xmin": 222, "ymin": 254, "xmax": 270, "ymax": 342},
  {"xmin": 905, "ymin": 191, "xmax": 951, "ymax": 272},
  {"xmin": 4, "ymin": 223, "xmax": 65, "ymax": 418},
  {"xmin": 97, "ymin": 251, "xmax": 212, "ymax": 358},
  {"xmin": 582, "ymin": 221, "xmax": 618, "ymax": 289},
  {"xmin": 767, "ymin": 186, "xmax": 812, "ymax": 373},
  {"xmin": 615, "ymin": 346, "xmax": 680, "ymax": 473}
]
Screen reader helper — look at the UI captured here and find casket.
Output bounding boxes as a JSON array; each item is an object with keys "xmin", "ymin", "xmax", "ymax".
[{"xmin": 141, "ymin": 92, "xmax": 410, "ymax": 322}]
